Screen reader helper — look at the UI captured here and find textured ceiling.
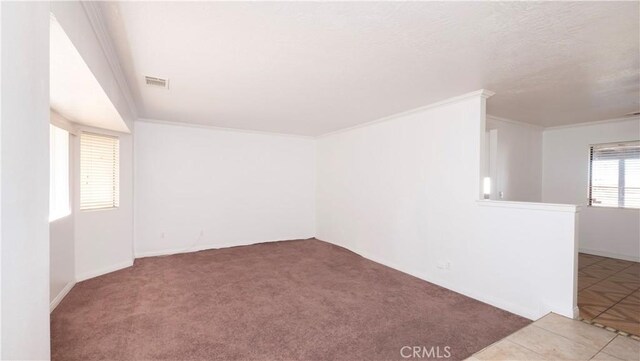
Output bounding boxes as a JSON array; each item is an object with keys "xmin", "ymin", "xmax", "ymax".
[{"xmin": 101, "ymin": 1, "xmax": 639, "ymax": 136}]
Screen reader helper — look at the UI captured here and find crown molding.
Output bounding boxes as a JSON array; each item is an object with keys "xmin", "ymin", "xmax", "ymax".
[
  {"xmin": 50, "ymin": 109, "xmax": 79, "ymax": 135},
  {"xmin": 478, "ymin": 89, "xmax": 496, "ymax": 99},
  {"xmin": 137, "ymin": 118, "xmax": 315, "ymax": 139},
  {"xmin": 319, "ymin": 89, "xmax": 495, "ymax": 138},
  {"xmin": 544, "ymin": 115, "xmax": 640, "ymax": 131},
  {"xmin": 81, "ymin": 2, "xmax": 138, "ymax": 119},
  {"xmin": 486, "ymin": 114, "xmax": 543, "ymax": 130}
]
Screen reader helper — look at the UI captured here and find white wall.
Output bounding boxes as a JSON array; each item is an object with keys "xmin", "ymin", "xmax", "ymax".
[
  {"xmin": 74, "ymin": 126, "xmax": 134, "ymax": 281},
  {"xmin": 49, "ymin": 112, "xmax": 75, "ymax": 312},
  {"xmin": 1, "ymin": 1, "xmax": 51, "ymax": 359},
  {"xmin": 486, "ymin": 116, "xmax": 543, "ymax": 202},
  {"xmin": 134, "ymin": 120, "xmax": 316, "ymax": 257},
  {"xmin": 543, "ymin": 118, "xmax": 640, "ymax": 261},
  {"xmin": 1, "ymin": 2, "xmax": 3, "ymax": 355},
  {"xmin": 1, "ymin": 2, "xmax": 3, "ymax": 354},
  {"xmin": 48, "ymin": 2, "xmax": 137, "ymax": 284},
  {"xmin": 50, "ymin": 213, "xmax": 74, "ymax": 310},
  {"xmin": 317, "ymin": 92, "xmax": 578, "ymax": 320}
]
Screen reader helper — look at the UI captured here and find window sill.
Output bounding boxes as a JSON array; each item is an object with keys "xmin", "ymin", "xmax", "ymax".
[
  {"xmin": 587, "ymin": 205, "xmax": 640, "ymax": 211},
  {"xmin": 80, "ymin": 206, "xmax": 119, "ymax": 213}
]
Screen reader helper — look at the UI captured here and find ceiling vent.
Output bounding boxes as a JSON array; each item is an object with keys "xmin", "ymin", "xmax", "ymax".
[{"xmin": 144, "ymin": 76, "xmax": 169, "ymax": 89}]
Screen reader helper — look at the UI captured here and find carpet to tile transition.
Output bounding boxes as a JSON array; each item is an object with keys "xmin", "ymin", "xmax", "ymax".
[{"xmin": 51, "ymin": 239, "xmax": 530, "ymax": 361}]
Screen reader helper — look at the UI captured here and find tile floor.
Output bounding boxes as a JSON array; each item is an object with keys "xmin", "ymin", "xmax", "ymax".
[
  {"xmin": 466, "ymin": 313, "xmax": 640, "ymax": 361},
  {"xmin": 578, "ymin": 253, "xmax": 640, "ymax": 336}
]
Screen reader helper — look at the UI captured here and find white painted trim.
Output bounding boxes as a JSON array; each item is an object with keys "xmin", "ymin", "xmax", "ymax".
[
  {"xmin": 135, "ymin": 247, "xmax": 192, "ymax": 259},
  {"xmin": 318, "ymin": 89, "xmax": 496, "ymax": 138},
  {"xmin": 136, "ymin": 118, "xmax": 315, "ymax": 140},
  {"xmin": 76, "ymin": 124, "xmax": 130, "ymax": 137},
  {"xmin": 75, "ymin": 259, "xmax": 133, "ymax": 282},
  {"xmin": 573, "ymin": 306, "xmax": 580, "ymax": 320},
  {"xmin": 132, "ymin": 122, "xmax": 138, "ymax": 271},
  {"xmin": 138, "ymin": 90, "xmax": 496, "ymax": 139},
  {"xmin": 476, "ymin": 200, "xmax": 579, "ymax": 213},
  {"xmin": 0, "ymin": 3, "xmax": 3, "ymax": 348},
  {"xmin": 486, "ymin": 114, "xmax": 543, "ymax": 130},
  {"xmin": 544, "ymin": 116, "xmax": 640, "ymax": 131},
  {"xmin": 50, "ymin": 109, "xmax": 79, "ymax": 135},
  {"xmin": 319, "ymin": 238, "xmax": 540, "ymax": 320},
  {"xmin": 50, "ymin": 281, "xmax": 76, "ymax": 313},
  {"xmin": 80, "ymin": 2, "xmax": 138, "ymax": 119},
  {"xmin": 579, "ymin": 248, "xmax": 640, "ymax": 263}
]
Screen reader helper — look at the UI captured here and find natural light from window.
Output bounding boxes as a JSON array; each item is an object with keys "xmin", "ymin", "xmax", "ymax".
[
  {"xmin": 50, "ymin": 124, "xmax": 71, "ymax": 222},
  {"xmin": 589, "ymin": 141, "xmax": 640, "ymax": 209},
  {"xmin": 80, "ymin": 132, "xmax": 120, "ymax": 210}
]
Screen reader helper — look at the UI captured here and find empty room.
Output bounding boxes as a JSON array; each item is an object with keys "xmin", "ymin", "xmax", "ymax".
[{"xmin": 1, "ymin": 1, "xmax": 639, "ymax": 360}]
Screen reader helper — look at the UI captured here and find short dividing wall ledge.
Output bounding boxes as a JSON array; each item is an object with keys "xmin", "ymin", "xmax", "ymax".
[
  {"xmin": 476, "ymin": 200, "xmax": 580, "ymax": 213},
  {"xmin": 475, "ymin": 199, "xmax": 580, "ymax": 320}
]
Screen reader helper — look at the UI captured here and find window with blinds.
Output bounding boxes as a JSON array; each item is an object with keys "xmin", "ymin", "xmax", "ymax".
[
  {"xmin": 589, "ymin": 141, "xmax": 640, "ymax": 209},
  {"xmin": 80, "ymin": 132, "xmax": 120, "ymax": 210}
]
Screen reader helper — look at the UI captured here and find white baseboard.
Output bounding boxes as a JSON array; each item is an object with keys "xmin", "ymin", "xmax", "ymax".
[
  {"xmin": 134, "ymin": 238, "xmax": 312, "ymax": 259},
  {"xmin": 76, "ymin": 259, "xmax": 134, "ymax": 282},
  {"xmin": 579, "ymin": 248, "xmax": 640, "ymax": 263},
  {"xmin": 135, "ymin": 241, "xmax": 259, "ymax": 258},
  {"xmin": 50, "ymin": 281, "xmax": 76, "ymax": 313},
  {"xmin": 135, "ymin": 246, "xmax": 194, "ymax": 258},
  {"xmin": 573, "ymin": 306, "xmax": 580, "ymax": 319}
]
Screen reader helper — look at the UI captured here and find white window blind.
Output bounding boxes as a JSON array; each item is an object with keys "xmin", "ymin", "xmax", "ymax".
[
  {"xmin": 50, "ymin": 124, "xmax": 70, "ymax": 221},
  {"xmin": 80, "ymin": 132, "xmax": 120, "ymax": 210},
  {"xmin": 589, "ymin": 141, "xmax": 640, "ymax": 209}
]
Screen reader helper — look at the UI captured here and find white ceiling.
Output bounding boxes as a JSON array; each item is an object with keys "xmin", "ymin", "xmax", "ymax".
[
  {"xmin": 101, "ymin": 1, "xmax": 639, "ymax": 136},
  {"xmin": 50, "ymin": 15, "xmax": 129, "ymax": 133}
]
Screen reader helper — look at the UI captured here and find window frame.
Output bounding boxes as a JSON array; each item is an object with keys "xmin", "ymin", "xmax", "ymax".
[
  {"xmin": 49, "ymin": 124, "xmax": 71, "ymax": 222},
  {"xmin": 587, "ymin": 140, "xmax": 640, "ymax": 210}
]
